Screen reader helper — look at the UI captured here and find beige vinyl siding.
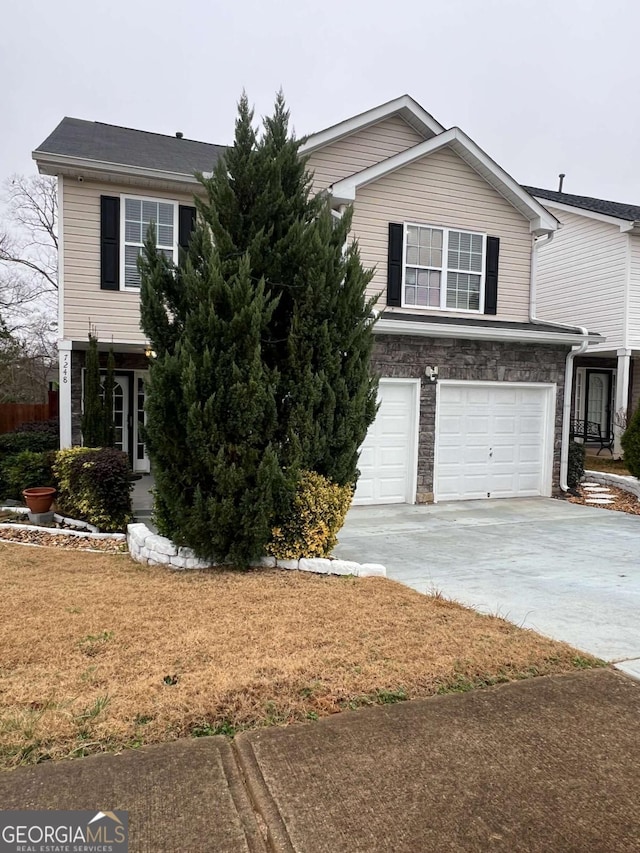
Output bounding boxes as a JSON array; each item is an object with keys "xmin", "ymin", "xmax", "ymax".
[
  {"xmin": 626, "ymin": 234, "xmax": 640, "ymax": 349},
  {"xmin": 535, "ymin": 206, "xmax": 626, "ymax": 350},
  {"xmin": 62, "ymin": 177, "xmax": 197, "ymax": 345},
  {"xmin": 350, "ymin": 146, "xmax": 532, "ymax": 322},
  {"xmin": 306, "ymin": 116, "xmax": 424, "ymax": 194}
]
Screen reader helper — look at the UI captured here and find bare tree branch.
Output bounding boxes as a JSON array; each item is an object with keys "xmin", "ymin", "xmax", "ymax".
[{"xmin": 0, "ymin": 175, "xmax": 59, "ymax": 308}]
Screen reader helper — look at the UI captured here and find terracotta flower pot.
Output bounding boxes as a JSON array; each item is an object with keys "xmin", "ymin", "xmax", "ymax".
[{"xmin": 22, "ymin": 487, "xmax": 56, "ymax": 514}]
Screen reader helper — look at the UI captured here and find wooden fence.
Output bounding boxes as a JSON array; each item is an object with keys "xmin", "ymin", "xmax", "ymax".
[{"xmin": 0, "ymin": 392, "xmax": 58, "ymax": 435}]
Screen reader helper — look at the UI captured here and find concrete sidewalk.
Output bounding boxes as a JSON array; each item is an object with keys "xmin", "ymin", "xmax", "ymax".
[{"xmin": 1, "ymin": 669, "xmax": 639, "ymax": 852}]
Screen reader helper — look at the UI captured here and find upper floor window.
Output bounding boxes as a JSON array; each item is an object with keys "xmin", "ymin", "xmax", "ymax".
[
  {"xmin": 121, "ymin": 196, "xmax": 178, "ymax": 289},
  {"xmin": 403, "ymin": 223, "xmax": 485, "ymax": 312}
]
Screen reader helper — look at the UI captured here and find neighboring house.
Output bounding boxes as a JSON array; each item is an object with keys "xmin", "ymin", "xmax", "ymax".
[
  {"xmin": 33, "ymin": 96, "xmax": 597, "ymax": 504},
  {"xmin": 525, "ymin": 186, "xmax": 640, "ymax": 454}
]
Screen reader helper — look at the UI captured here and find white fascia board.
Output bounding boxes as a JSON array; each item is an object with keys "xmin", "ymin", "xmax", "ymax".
[
  {"xmin": 32, "ymin": 151, "xmax": 200, "ymax": 185},
  {"xmin": 330, "ymin": 128, "xmax": 558, "ymax": 234},
  {"xmin": 299, "ymin": 95, "xmax": 445, "ymax": 155},
  {"xmin": 533, "ymin": 198, "xmax": 634, "ymax": 231},
  {"xmin": 69, "ymin": 339, "xmax": 149, "ymax": 353},
  {"xmin": 374, "ymin": 317, "xmax": 600, "ymax": 345}
]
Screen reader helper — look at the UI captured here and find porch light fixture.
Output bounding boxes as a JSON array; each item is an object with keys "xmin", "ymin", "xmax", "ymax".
[{"xmin": 144, "ymin": 346, "xmax": 157, "ymax": 359}]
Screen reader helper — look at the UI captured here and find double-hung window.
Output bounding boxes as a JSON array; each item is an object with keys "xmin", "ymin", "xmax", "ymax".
[
  {"xmin": 403, "ymin": 223, "xmax": 485, "ymax": 312},
  {"xmin": 121, "ymin": 196, "xmax": 178, "ymax": 289}
]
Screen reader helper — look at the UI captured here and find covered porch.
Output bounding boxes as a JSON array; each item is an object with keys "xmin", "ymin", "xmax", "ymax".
[{"xmin": 572, "ymin": 349, "xmax": 640, "ymax": 456}]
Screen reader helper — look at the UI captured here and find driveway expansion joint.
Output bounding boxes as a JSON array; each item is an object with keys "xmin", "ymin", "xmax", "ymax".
[{"xmin": 232, "ymin": 736, "xmax": 296, "ymax": 853}]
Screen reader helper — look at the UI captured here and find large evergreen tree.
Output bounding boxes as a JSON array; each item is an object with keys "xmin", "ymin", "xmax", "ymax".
[
  {"xmin": 140, "ymin": 93, "xmax": 378, "ymax": 565},
  {"xmin": 198, "ymin": 93, "xmax": 378, "ymax": 483}
]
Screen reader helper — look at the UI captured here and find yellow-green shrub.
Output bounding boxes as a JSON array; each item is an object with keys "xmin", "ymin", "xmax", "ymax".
[
  {"xmin": 267, "ymin": 470, "xmax": 353, "ymax": 559},
  {"xmin": 52, "ymin": 447, "xmax": 133, "ymax": 532}
]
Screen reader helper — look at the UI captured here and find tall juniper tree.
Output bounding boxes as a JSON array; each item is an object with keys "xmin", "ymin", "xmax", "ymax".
[
  {"xmin": 82, "ymin": 333, "xmax": 105, "ymax": 447},
  {"xmin": 140, "ymin": 92, "xmax": 377, "ymax": 565},
  {"xmin": 102, "ymin": 347, "xmax": 116, "ymax": 447},
  {"xmin": 198, "ymin": 92, "xmax": 378, "ymax": 483}
]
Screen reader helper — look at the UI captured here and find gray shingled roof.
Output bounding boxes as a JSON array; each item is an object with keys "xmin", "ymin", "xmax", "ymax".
[
  {"xmin": 34, "ymin": 117, "xmax": 225, "ymax": 175},
  {"xmin": 523, "ymin": 186, "xmax": 640, "ymax": 223}
]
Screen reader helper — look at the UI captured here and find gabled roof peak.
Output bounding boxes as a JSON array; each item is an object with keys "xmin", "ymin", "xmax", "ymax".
[
  {"xmin": 329, "ymin": 128, "xmax": 559, "ymax": 236},
  {"xmin": 300, "ymin": 95, "xmax": 445, "ymax": 155}
]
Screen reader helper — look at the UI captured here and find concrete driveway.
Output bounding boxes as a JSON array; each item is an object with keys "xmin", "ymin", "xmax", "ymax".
[{"xmin": 335, "ymin": 498, "xmax": 640, "ymax": 678}]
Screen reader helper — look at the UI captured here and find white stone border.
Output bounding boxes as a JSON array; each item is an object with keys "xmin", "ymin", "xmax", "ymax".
[
  {"xmin": 584, "ymin": 471, "xmax": 640, "ymax": 498},
  {"xmin": 127, "ymin": 522, "xmax": 386, "ymax": 577}
]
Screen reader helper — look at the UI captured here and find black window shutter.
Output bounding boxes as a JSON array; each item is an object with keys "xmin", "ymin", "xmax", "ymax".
[
  {"xmin": 178, "ymin": 205, "xmax": 197, "ymax": 252},
  {"xmin": 100, "ymin": 196, "xmax": 120, "ymax": 290},
  {"xmin": 387, "ymin": 223, "xmax": 404, "ymax": 307},
  {"xmin": 484, "ymin": 236, "xmax": 500, "ymax": 315}
]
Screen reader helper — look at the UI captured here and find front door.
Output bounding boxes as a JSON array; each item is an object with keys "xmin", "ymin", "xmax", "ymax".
[
  {"xmin": 585, "ymin": 371, "xmax": 611, "ymax": 437},
  {"xmin": 111, "ymin": 376, "xmax": 130, "ymax": 455}
]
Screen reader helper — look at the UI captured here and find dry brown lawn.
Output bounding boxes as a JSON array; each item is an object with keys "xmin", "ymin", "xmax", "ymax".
[{"xmin": 0, "ymin": 542, "xmax": 601, "ymax": 770}]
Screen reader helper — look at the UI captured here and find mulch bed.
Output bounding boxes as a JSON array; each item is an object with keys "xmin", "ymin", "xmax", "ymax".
[
  {"xmin": 0, "ymin": 526, "xmax": 127, "ymax": 552},
  {"xmin": 567, "ymin": 483, "xmax": 640, "ymax": 516}
]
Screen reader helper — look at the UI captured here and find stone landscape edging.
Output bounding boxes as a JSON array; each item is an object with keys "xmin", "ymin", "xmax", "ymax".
[
  {"xmin": 127, "ymin": 521, "xmax": 386, "ymax": 577},
  {"xmin": 583, "ymin": 471, "xmax": 640, "ymax": 498}
]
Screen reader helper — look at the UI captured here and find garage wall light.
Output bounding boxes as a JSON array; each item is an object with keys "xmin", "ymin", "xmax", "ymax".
[{"xmin": 425, "ymin": 365, "xmax": 439, "ymax": 384}]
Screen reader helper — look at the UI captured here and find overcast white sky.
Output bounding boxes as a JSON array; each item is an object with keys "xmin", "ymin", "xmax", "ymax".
[{"xmin": 2, "ymin": 0, "xmax": 640, "ymax": 202}]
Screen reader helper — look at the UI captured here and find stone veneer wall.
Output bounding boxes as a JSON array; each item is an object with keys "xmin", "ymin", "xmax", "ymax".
[
  {"xmin": 371, "ymin": 335, "xmax": 570, "ymax": 502},
  {"xmin": 70, "ymin": 349, "xmax": 150, "ymax": 446}
]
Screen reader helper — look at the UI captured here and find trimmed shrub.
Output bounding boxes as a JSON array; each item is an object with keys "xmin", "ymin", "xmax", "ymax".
[
  {"xmin": 53, "ymin": 447, "xmax": 133, "ymax": 532},
  {"xmin": 621, "ymin": 404, "xmax": 640, "ymax": 478},
  {"xmin": 267, "ymin": 471, "xmax": 353, "ymax": 560},
  {"xmin": 14, "ymin": 418, "xmax": 59, "ymax": 445},
  {"xmin": 0, "ymin": 429, "xmax": 58, "ymax": 456},
  {"xmin": 567, "ymin": 440, "xmax": 585, "ymax": 490},
  {"xmin": 0, "ymin": 451, "xmax": 55, "ymax": 502}
]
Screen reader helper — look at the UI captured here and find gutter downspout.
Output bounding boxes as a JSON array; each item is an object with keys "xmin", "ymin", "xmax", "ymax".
[
  {"xmin": 530, "ymin": 231, "xmax": 589, "ymax": 492},
  {"xmin": 559, "ymin": 329, "xmax": 589, "ymax": 491}
]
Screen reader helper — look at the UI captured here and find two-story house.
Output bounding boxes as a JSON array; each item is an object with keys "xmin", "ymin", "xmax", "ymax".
[
  {"xmin": 33, "ymin": 96, "xmax": 596, "ymax": 505},
  {"xmin": 525, "ymin": 186, "xmax": 640, "ymax": 455}
]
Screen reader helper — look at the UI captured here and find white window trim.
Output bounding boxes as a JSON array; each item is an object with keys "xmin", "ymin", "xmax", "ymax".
[
  {"xmin": 400, "ymin": 222, "xmax": 486, "ymax": 314},
  {"xmin": 119, "ymin": 193, "xmax": 179, "ymax": 291}
]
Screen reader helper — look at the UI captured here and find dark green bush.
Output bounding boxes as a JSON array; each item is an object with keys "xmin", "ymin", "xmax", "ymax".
[
  {"xmin": 0, "ymin": 429, "xmax": 58, "ymax": 456},
  {"xmin": 621, "ymin": 404, "xmax": 640, "ymax": 478},
  {"xmin": 567, "ymin": 440, "xmax": 585, "ymax": 490},
  {"xmin": 14, "ymin": 419, "xmax": 59, "ymax": 446},
  {"xmin": 53, "ymin": 447, "xmax": 133, "ymax": 532},
  {"xmin": 0, "ymin": 451, "xmax": 55, "ymax": 502}
]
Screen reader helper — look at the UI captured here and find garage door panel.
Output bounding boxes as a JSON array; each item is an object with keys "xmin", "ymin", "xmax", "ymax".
[
  {"xmin": 467, "ymin": 388, "xmax": 491, "ymax": 404},
  {"xmin": 492, "ymin": 416, "xmax": 516, "ymax": 434},
  {"xmin": 436, "ymin": 383, "xmax": 553, "ymax": 502},
  {"xmin": 466, "ymin": 416, "xmax": 490, "ymax": 435}
]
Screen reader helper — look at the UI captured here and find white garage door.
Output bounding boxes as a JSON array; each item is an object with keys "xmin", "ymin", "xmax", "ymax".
[
  {"xmin": 435, "ymin": 382, "xmax": 555, "ymax": 502},
  {"xmin": 353, "ymin": 379, "xmax": 419, "ymax": 505}
]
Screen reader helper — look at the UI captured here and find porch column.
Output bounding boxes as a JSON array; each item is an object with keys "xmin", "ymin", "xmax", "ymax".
[
  {"xmin": 58, "ymin": 340, "xmax": 72, "ymax": 448},
  {"xmin": 614, "ymin": 349, "xmax": 631, "ymax": 456}
]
